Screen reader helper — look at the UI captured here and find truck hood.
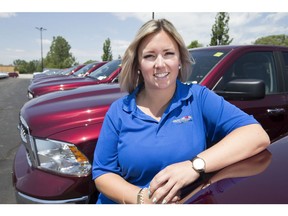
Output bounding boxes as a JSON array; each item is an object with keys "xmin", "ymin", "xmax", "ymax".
[
  {"xmin": 29, "ymin": 76, "xmax": 95, "ymax": 88},
  {"xmin": 181, "ymin": 135, "xmax": 288, "ymax": 204},
  {"xmin": 32, "ymin": 75, "xmax": 69, "ymax": 83},
  {"xmin": 21, "ymin": 83, "xmax": 126, "ymax": 137}
]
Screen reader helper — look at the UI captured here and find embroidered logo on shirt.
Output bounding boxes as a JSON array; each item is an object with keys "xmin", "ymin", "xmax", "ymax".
[{"xmin": 172, "ymin": 115, "xmax": 192, "ymax": 124}]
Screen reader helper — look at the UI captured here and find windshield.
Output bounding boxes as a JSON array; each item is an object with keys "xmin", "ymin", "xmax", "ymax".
[
  {"xmin": 73, "ymin": 62, "xmax": 98, "ymax": 76},
  {"xmin": 89, "ymin": 59, "xmax": 121, "ymax": 80},
  {"xmin": 61, "ymin": 66, "xmax": 78, "ymax": 75},
  {"xmin": 188, "ymin": 49, "xmax": 230, "ymax": 84},
  {"xmin": 43, "ymin": 68, "xmax": 62, "ymax": 75}
]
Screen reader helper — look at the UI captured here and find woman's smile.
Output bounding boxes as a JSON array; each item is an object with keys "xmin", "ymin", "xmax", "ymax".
[{"xmin": 153, "ymin": 72, "xmax": 170, "ymax": 79}]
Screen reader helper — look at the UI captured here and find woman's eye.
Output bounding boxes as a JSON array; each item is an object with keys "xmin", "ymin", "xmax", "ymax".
[
  {"xmin": 142, "ymin": 52, "xmax": 175, "ymax": 60},
  {"xmin": 143, "ymin": 54, "xmax": 155, "ymax": 60},
  {"xmin": 165, "ymin": 52, "xmax": 175, "ymax": 57}
]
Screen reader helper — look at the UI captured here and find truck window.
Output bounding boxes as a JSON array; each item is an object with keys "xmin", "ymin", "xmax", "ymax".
[
  {"xmin": 188, "ymin": 49, "xmax": 230, "ymax": 84},
  {"xmin": 283, "ymin": 52, "xmax": 288, "ymax": 66},
  {"xmin": 283, "ymin": 52, "xmax": 288, "ymax": 76},
  {"xmin": 214, "ymin": 52, "xmax": 277, "ymax": 94}
]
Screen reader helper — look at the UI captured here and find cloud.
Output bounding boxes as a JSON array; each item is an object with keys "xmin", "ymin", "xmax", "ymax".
[
  {"xmin": 229, "ymin": 13, "xmax": 262, "ymax": 26},
  {"xmin": 111, "ymin": 39, "xmax": 130, "ymax": 57},
  {"xmin": 71, "ymin": 48, "xmax": 101, "ymax": 63},
  {"xmin": 156, "ymin": 13, "xmax": 217, "ymax": 45},
  {"xmin": 71, "ymin": 39, "xmax": 130, "ymax": 63},
  {"xmin": 36, "ymin": 38, "xmax": 51, "ymax": 46},
  {"xmin": 0, "ymin": 13, "xmax": 16, "ymax": 18},
  {"xmin": 265, "ymin": 12, "xmax": 288, "ymax": 22},
  {"xmin": 113, "ymin": 12, "xmax": 218, "ymax": 46},
  {"xmin": 113, "ymin": 12, "xmax": 152, "ymax": 22},
  {"xmin": 5, "ymin": 48, "xmax": 25, "ymax": 53},
  {"xmin": 42, "ymin": 39, "xmax": 51, "ymax": 45},
  {"xmin": 115, "ymin": 12, "xmax": 288, "ymax": 46},
  {"xmin": 229, "ymin": 12, "xmax": 288, "ymax": 44},
  {"xmin": 0, "ymin": 48, "xmax": 39, "ymax": 64}
]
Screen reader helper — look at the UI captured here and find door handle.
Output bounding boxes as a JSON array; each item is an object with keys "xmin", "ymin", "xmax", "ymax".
[{"xmin": 267, "ymin": 108, "xmax": 286, "ymax": 116}]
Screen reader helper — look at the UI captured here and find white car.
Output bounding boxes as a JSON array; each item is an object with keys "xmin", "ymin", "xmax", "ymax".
[
  {"xmin": 0, "ymin": 72, "xmax": 9, "ymax": 79},
  {"xmin": 33, "ymin": 71, "xmax": 43, "ymax": 77}
]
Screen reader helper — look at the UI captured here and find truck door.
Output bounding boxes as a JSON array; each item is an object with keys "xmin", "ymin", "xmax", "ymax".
[{"xmin": 214, "ymin": 51, "xmax": 288, "ymax": 141}]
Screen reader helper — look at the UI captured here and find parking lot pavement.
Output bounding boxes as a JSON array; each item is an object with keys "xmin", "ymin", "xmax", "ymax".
[
  {"xmin": 0, "ymin": 76, "xmax": 31, "ymax": 204},
  {"xmin": 19, "ymin": 74, "xmax": 33, "ymax": 79}
]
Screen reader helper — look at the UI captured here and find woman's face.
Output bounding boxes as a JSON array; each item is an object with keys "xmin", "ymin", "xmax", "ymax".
[{"xmin": 138, "ymin": 30, "xmax": 181, "ymax": 91}]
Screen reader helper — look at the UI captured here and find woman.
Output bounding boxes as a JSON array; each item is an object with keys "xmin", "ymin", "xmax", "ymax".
[{"xmin": 92, "ymin": 18, "xmax": 270, "ymax": 204}]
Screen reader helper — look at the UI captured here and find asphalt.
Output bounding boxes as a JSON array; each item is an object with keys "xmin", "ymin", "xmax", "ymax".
[{"xmin": 0, "ymin": 75, "xmax": 32, "ymax": 204}]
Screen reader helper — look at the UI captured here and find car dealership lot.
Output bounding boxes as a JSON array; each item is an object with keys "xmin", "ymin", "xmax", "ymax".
[
  {"xmin": 11, "ymin": 45, "xmax": 288, "ymax": 204},
  {"xmin": 0, "ymin": 75, "xmax": 31, "ymax": 203}
]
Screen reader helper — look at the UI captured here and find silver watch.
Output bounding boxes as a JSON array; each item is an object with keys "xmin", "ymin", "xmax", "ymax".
[{"xmin": 191, "ymin": 156, "xmax": 206, "ymax": 173}]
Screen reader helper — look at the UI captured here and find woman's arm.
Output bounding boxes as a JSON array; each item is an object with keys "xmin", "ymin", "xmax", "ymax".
[
  {"xmin": 95, "ymin": 173, "xmax": 152, "ymax": 204},
  {"xmin": 198, "ymin": 123, "xmax": 270, "ymax": 173},
  {"xmin": 149, "ymin": 123, "xmax": 270, "ymax": 204},
  {"xmin": 178, "ymin": 148, "xmax": 272, "ymax": 204}
]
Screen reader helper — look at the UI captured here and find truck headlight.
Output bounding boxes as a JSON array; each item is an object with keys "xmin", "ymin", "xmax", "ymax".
[
  {"xmin": 35, "ymin": 138, "xmax": 91, "ymax": 177},
  {"xmin": 27, "ymin": 91, "xmax": 34, "ymax": 99}
]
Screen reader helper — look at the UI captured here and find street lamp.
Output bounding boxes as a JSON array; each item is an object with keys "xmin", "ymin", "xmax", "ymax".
[{"xmin": 35, "ymin": 27, "xmax": 47, "ymax": 72}]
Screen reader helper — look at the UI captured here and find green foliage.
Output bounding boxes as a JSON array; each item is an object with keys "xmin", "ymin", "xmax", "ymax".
[
  {"xmin": 101, "ymin": 38, "xmax": 113, "ymax": 61},
  {"xmin": 210, "ymin": 12, "xmax": 233, "ymax": 46},
  {"xmin": 44, "ymin": 36, "xmax": 76, "ymax": 69},
  {"xmin": 83, "ymin": 60, "xmax": 97, "ymax": 64},
  {"xmin": 253, "ymin": 34, "xmax": 288, "ymax": 46},
  {"xmin": 13, "ymin": 59, "xmax": 41, "ymax": 74},
  {"xmin": 187, "ymin": 40, "xmax": 203, "ymax": 49}
]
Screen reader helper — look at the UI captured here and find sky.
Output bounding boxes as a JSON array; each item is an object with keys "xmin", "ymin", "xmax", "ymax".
[{"xmin": 1, "ymin": 1, "xmax": 288, "ymax": 67}]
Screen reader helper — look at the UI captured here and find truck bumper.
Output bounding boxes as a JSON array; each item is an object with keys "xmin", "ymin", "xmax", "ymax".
[{"xmin": 15, "ymin": 190, "xmax": 89, "ymax": 204}]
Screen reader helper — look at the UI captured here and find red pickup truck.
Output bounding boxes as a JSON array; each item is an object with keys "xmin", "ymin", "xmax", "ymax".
[
  {"xmin": 13, "ymin": 45, "xmax": 288, "ymax": 203},
  {"xmin": 27, "ymin": 60, "xmax": 120, "ymax": 99}
]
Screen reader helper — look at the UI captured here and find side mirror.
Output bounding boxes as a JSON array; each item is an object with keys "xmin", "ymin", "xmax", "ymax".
[{"xmin": 214, "ymin": 79, "xmax": 265, "ymax": 100}]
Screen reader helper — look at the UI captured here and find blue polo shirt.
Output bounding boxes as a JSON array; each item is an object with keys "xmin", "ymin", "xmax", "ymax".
[{"xmin": 92, "ymin": 80, "xmax": 258, "ymax": 204}]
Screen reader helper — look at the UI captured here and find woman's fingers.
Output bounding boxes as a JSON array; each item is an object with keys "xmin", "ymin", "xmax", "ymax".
[
  {"xmin": 158, "ymin": 182, "xmax": 181, "ymax": 204},
  {"xmin": 150, "ymin": 181, "xmax": 182, "ymax": 204},
  {"xmin": 149, "ymin": 168, "xmax": 170, "ymax": 197},
  {"xmin": 149, "ymin": 161, "xmax": 198, "ymax": 204}
]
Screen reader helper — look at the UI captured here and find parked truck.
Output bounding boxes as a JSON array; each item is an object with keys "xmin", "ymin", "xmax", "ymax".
[{"xmin": 13, "ymin": 45, "xmax": 288, "ymax": 203}]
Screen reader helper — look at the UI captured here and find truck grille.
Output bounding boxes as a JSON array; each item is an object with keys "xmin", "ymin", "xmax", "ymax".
[
  {"xmin": 18, "ymin": 115, "xmax": 39, "ymax": 167},
  {"xmin": 19, "ymin": 122, "xmax": 28, "ymax": 143}
]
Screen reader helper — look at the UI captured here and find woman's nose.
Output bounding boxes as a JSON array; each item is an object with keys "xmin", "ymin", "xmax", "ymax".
[{"xmin": 154, "ymin": 55, "xmax": 165, "ymax": 68}]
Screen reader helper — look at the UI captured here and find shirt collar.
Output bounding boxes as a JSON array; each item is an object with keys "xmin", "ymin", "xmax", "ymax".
[{"xmin": 122, "ymin": 80, "xmax": 193, "ymax": 113}]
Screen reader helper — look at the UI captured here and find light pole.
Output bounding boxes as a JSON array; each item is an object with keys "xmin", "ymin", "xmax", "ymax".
[{"xmin": 35, "ymin": 27, "xmax": 47, "ymax": 72}]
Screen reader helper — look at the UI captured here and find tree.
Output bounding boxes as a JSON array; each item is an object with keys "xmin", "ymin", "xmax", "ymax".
[
  {"xmin": 83, "ymin": 60, "xmax": 97, "ymax": 64},
  {"xmin": 254, "ymin": 34, "xmax": 288, "ymax": 46},
  {"xmin": 13, "ymin": 59, "xmax": 41, "ymax": 74},
  {"xmin": 44, "ymin": 36, "xmax": 76, "ymax": 69},
  {"xmin": 101, "ymin": 38, "xmax": 113, "ymax": 61},
  {"xmin": 13, "ymin": 59, "xmax": 28, "ymax": 74},
  {"xmin": 187, "ymin": 40, "xmax": 203, "ymax": 49},
  {"xmin": 210, "ymin": 12, "xmax": 233, "ymax": 46}
]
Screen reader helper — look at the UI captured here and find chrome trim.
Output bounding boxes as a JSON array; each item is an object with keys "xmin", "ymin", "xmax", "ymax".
[
  {"xmin": 18, "ymin": 122, "xmax": 28, "ymax": 143},
  {"xmin": 16, "ymin": 191, "xmax": 89, "ymax": 204},
  {"xmin": 27, "ymin": 91, "xmax": 34, "ymax": 99},
  {"xmin": 25, "ymin": 151, "xmax": 32, "ymax": 167},
  {"xmin": 19, "ymin": 115, "xmax": 40, "ymax": 167},
  {"xmin": 20, "ymin": 115, "xmax": 29, "ymax": 129}
]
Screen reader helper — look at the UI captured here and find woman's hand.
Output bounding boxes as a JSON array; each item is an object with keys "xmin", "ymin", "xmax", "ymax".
[{"xmin": 149, "ymin": 160, "xmax": 200, "ymax": 204}]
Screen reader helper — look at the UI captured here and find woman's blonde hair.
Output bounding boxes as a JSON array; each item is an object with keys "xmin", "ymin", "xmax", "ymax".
[{"xmin": 119, "ymin": 18, "xmax": 193, "ymax": 93}]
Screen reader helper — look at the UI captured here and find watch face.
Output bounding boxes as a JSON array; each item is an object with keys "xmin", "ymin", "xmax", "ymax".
[{"xmin": 193, "ymin": 158, "xmax": 205, "ymax": 171}]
